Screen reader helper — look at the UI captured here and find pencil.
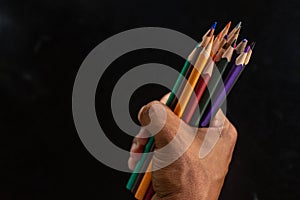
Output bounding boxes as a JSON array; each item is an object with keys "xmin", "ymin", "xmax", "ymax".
[
  {"xmin": 227, "ymin": 21, "xmax": 242, "ymax": 40},
  {"xmin": 222, "ymin": 38, "xmax": 248, "ymax": 81},
  {"xmin": 190, "ymin": 39, "xmax": 236, "ymax": 126},
  {"xmin": 143, "ymin": 183, "xmax": 154, "ymax": 200},
  {"xmin": 244, "ymin": 42, "xmax": 255, "ymax": 65},
  {"xmin": 211, "ymin": 21, "xmax": 231, "ymax": 56},
  {"xmin": 168, "ymin": 45, "xmax": 204, "ymax": 110},
  {"xmin": 214, "ymin": 27, "xmax": 240, "ymax": 62},
  {"xmin": 135, "ymin": 160, "xmax": 153, "ymax": 200},
  {"xmin": 168, "ymin": 23, "xmax": 216, "ymax": 110},
  {"xmin": 131, "ymin": 143, "xmax": 155, "ymax": 194},
  {"xmin": 213, "ymin": 34, "xmax": 228, "ymax": 61},
  {"xmin": 174, "ymin": 36, "xmax": 214, "ymax": 118},
  {"xmin": 126, "ymin": 137, "xmax": 154, "ymax": 190},
  {"xmin": 182, "ymin": 58, "xmax": 214, "ymax": 123},
  {"xmin": 200, "ymin": 45, "xmax": 250, "ymax": 127}
]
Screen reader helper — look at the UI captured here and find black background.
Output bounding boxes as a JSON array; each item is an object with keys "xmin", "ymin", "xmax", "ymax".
[{"xmin": 1, "ymin": 0, "xmax": 300, "ymax": 199}]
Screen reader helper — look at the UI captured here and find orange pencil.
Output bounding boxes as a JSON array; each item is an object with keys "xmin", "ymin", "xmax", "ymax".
[
  {"xmin": 211, "ymin": 21, "xmax": 231, "ymax": 56},
  {"xmin": 135, "ymin": 160, "xmax": 153, "ymax": 200}
]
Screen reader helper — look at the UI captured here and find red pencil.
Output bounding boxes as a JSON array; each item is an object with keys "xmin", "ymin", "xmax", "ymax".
[
  {"xmin": 143, "ymin": 183, "xmax": 155, "ymax": 200},
  {"xmin": 182, "ymin": 59, "xmax": 214, "ymax": 123}
]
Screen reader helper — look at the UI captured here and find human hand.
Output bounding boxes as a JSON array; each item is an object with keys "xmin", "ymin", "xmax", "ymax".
[{"xmin": 128, "ymin": 94, "xmax": 238, "ymax": 200}]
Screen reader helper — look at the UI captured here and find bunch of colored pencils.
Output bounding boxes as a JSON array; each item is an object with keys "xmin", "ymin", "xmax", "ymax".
[{"xmin": 126, "ymin": 21, "xmax": 255, "ymax": 200}]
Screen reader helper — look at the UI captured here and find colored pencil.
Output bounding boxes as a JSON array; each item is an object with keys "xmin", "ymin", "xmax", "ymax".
[
  {"xmin": 143, "ymin": 183, "xmax": 154, "ymax": 200},
  {"xmin": 168, "ymin": 24, "xmax": 216, "ymax": 110},
  {"xmin": 190, "ymin": 39, "xmax": 236, "ymax": 126},
  {"xmin": 167, "ymin": 23, "xmax": 216, "ymax": 109},
  {"xmin": 135, "ymin": 160, "xmax": 153, "ymax": 200},
  {"xmin": 227, "ymin": 21, "xmax": 242, "ymax": 40},
  {"xmin": 182, "ymin": 58, "xmax": 214, "ymax": 123},
  {"xmin": 131, "ymin": 143, "xmax": 155, "ymax": 194},
  {"xmin": 211, "ymin": 21, "xmax": 231, "ymax": 56},
  {"xmin": 174, "ymin": 36, "xmax": 214, "ymax": 117},
  {"xmin": 200, "ymin": 45, "xmax": 250, "ymax": 127},
  {"xmin": 214, "ymin": 27, "xmax": 240, "ymax": 62},
  {"xmin": 244, "ymin": 42, "xmax": 255, "ymax": 65},
  {"xmin": 126, "ymin": 137, "xmax": 154, "ymax": 190}
]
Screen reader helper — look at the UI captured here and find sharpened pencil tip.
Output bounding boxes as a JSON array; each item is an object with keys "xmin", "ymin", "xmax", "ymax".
[
  {"xmin": 250, "ymin": 41, "xmax": 256, "ymax": 50},
  {"xmin": 226, "ymin": 21, "xmax": 232, "ymax": 29},
  {"xmin": 211, "ymin": 21, "xmax": 217, "ymax": 29},
  {"xmin": 242, "ymin": 38, "xmax": 248, "ymax": 42},
  {"xmin": 244, "ymin": 45, "xmax": 251, "ymax": 53},
  {"xmin": 236, "ymin": 21, "xmax": 242, "ymax": 29},
  {"xmin": 224, "ymin": 34, "xmax": 228, "ymax": 40}
]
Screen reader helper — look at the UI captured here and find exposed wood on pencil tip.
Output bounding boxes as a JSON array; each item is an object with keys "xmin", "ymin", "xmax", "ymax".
[
  {"xmin": 226, "ymin": 21, "xmax": 232, "ymax": 29},
  {"xmin": 208, "ymin": 35, "xmax": 214, "ymax": 45},
  {"xmin": 235, "ymin": 27, "xmax": 241, "ymax": 34},
  {"xmin": 236, "ymin": 21, "xmax": 242, "ymax": 29}
]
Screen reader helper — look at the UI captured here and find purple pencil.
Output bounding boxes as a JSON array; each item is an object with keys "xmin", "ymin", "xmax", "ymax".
[{"xmin": 200, "ymin": 45, "xmax": 251, "ymax": 127}]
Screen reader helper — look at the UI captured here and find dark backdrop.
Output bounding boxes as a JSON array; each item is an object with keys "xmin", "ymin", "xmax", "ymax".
[{"xmin": 1, "ymin": 0, "xmax": 300, "ymax": 199}]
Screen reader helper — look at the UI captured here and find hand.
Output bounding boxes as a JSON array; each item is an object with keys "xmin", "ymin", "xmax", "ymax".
[{"xmin": 128, "ymin": 94, "xmax": 238, "ymax": 200}]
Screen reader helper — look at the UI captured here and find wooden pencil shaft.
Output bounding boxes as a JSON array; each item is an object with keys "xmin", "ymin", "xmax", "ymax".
[
  {"xmin": 200, "ymin": 51, "xmax": 248, "ymax": 126},
  {"xmin": 131, "ymin": 144, "xmax": 155, "ymax": 194},
  {"xmin": 190, "ymin": 58, "xmax": 230, "ymax": 126},
  {"xmin": 143, "ymin": 184, "xmax": 155, "ymax": 200},
  {"xmin": 174, "ymin": 39, "xmax": 212, "ymax": 118},
  {"xmin": 200, "ymin": 64, "xmax": 244, "ymax": 127},
  {"xmin": 168, "ymin": 47, "xmax": 203, "ymax": 110},
  {"xmin": 126, "ymin": 137, "xmax": 154, "ymax": 190},
  {"xmin": 135, "ymin": 160, "xmax": 153, "ymax": 200},
  {"xmin": 182, "ymin": 74, "xmax": 210, "ymax": 123}
]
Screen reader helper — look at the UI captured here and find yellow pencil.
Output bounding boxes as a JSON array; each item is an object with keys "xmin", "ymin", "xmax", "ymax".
[{"xmin": 174, "ymin": 36, "xmax": 214, "ymax": 117}]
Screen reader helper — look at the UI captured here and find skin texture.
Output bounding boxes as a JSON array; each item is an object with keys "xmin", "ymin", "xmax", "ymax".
[{"xmin": 128, "ymin": 94, "xmax": 238, "ymax": 200}]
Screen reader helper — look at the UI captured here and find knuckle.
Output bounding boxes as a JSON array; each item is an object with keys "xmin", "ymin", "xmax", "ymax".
[{"xmin": 228, "ymin": 124, "xmax": 238, "ymax": 142}]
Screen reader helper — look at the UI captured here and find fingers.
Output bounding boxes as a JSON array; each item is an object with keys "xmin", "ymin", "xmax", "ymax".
[
  {"xmin": 128, "ymin": 93, "xmax": 171, "ymax": 170},
  {"xmin": 138, "ymin": 101, "xmax": 183, "ymax": 149},
  {"xmin": 202, "ymin": 109, "xmax": 238, "ymax": 162},
  {"xmin": 128, "ymin": 128, "xmax": 149, "ymax": 171}
]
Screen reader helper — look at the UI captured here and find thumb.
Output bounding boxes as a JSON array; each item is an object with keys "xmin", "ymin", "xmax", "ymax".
[{"xmin": 138, "ymin": 100, "xmax": 182, "ymax": 149}]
